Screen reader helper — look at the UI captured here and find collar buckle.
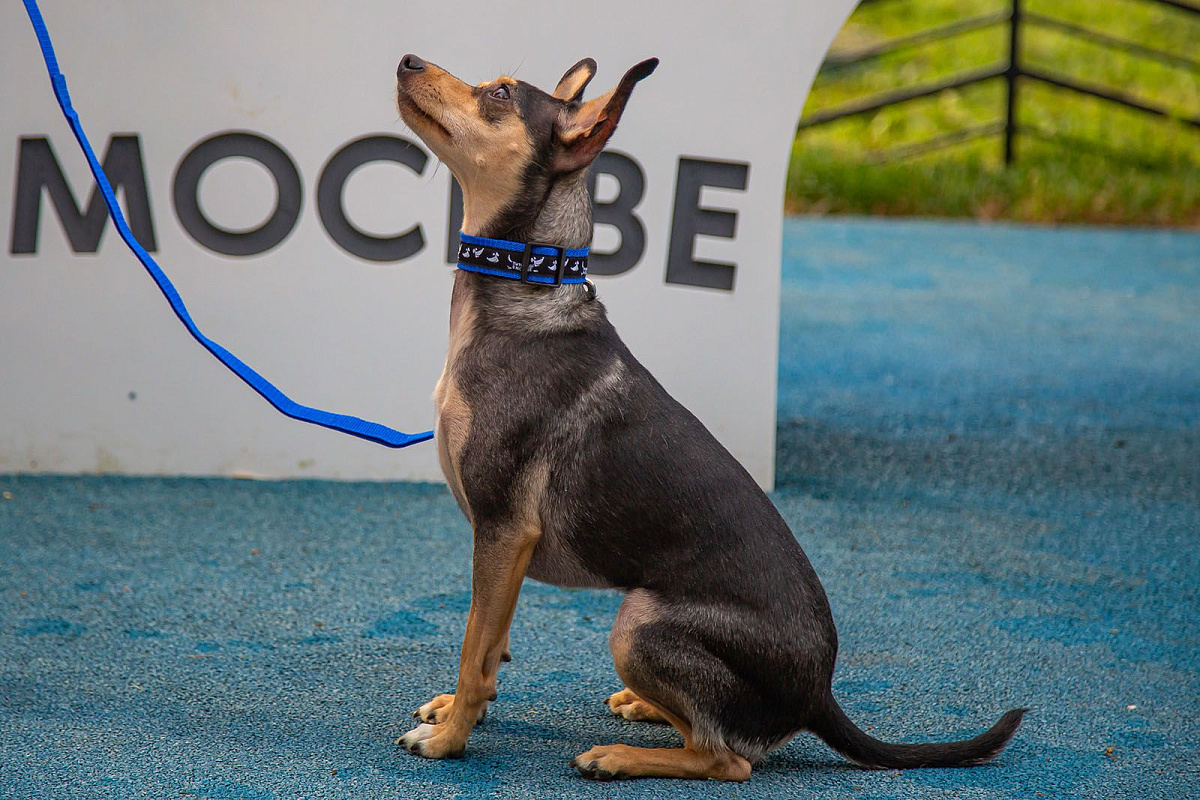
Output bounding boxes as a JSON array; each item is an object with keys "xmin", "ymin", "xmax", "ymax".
[{"xmin": 520, "ymin": 242, "xmax": 566, "ymax": 287}]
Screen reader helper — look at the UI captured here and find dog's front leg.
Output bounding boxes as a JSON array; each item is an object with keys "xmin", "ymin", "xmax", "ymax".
[{"xmin": 399, "ymin": 520, "xmax": 539, "ymax": 759}]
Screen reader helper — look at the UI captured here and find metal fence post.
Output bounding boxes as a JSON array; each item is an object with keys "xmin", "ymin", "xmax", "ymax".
[{"xmin": 1004, "ymin": 0, "xmax": 1021, "ymax": 165}]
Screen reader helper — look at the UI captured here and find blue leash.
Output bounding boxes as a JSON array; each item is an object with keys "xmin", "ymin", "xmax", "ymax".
[{"xmin": 20, "ymin": 0, "xmax": 433, "ymax": 449}]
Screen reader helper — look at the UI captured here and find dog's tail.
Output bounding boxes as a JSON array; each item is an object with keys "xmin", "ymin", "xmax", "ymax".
[{"xmin": 810, "ymin": 695, "xmax": 1027, "ymax": 770}]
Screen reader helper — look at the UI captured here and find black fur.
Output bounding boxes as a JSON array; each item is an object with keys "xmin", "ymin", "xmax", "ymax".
[{"xmin": 450, "ymin": 271, "xmax": 1025, "ymax": 764}]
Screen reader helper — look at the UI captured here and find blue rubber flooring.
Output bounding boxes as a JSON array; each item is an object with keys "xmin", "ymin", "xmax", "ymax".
[{"xmin": 2, "ymin": 217, "xmax": 1198, "ymax": 799}]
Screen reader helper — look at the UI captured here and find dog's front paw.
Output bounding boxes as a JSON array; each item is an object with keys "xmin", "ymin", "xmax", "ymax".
[
  {"xmin": 414, "ymin": 693, "xmax": 488, "ymax": 725},
  {"xmin": 396, "ymin": 722, "xmax": 468, "ymax": 759}
]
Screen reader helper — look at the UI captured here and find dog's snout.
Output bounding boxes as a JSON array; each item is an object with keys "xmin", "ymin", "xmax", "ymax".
[{"xmin": 398, "ymin": 54, "xmax": 426, "ymax": 77}]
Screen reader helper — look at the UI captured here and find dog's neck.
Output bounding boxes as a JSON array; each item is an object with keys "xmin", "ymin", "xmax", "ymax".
[
  {"xmin": 512, "ymin": 174, "xmax": 594, "ymax": 250},
  {"xmin": 465, "ymin": 169, "xmax": 593, "ymax": 249},
  {"xmin": 453, "ymin": 172, "xmax": 605, "ymax": 336}
]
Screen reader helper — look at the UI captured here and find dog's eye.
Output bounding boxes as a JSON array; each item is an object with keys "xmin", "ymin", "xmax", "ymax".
[{"xmin": 490, "ymin": 85, "xmax": 510, "ymax": 101}]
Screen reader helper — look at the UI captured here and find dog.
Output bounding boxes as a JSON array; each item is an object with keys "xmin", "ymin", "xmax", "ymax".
[{"xmin": 393, "ymin": 53, "xmax": 1025, "ymax": 782}]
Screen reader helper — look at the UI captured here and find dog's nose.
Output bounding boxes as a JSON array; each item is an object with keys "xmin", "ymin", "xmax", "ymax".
[{"xmin": 398, "ymin": 54, "xmax": 426, "ymax": 76}]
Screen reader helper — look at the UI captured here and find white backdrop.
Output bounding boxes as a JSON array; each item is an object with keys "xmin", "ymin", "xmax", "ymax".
[{"xmin": 0, "ymin": 0, "xmax": 857, "ymax": 489}]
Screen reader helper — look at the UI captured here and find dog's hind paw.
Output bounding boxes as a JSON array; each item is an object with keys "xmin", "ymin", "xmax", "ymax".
[
  {"xmin": 571, "ymin": 751, "xmax": 625, "ymax": 781},
  {"xmin": 605, "ymin": 688, "xmax": 669, "ymax": 724},
  {"xmin": 572, "ymin": 743, "xmax": 753, "ymax": 781}
]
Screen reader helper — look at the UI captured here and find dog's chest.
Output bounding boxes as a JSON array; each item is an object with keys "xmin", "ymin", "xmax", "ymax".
[
  {"xmin": 526, "ymin": 533, "xmax": 614, "ymax": 589},
  {"xmin": 434, "ymin": 284, "xmax": 478, "ymax": 515}
]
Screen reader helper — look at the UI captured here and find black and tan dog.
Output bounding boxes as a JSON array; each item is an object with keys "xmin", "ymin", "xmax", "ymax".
[{"xmin": 393, "ymin": 53, "xmax": 1025, "ymax": 782}]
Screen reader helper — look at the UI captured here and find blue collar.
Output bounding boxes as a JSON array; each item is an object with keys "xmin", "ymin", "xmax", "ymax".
[{"xmin": 455, "ymin": 233, "xmax": 589, "ymax": 287}]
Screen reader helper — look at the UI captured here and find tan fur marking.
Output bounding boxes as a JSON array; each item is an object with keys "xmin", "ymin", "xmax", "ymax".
[
  {"xmin": 573, "ymin": 743, "xmax": 752, "ymax": 782},
  {"xmin": 458, "ymin": 119, "xmax": 531, "ymax": 233},
  {"xmin": 561, "ymin": 89, "xmax": 616, "ymax": 137},
  {"xmin": 434, "ymin": 276, "xmax": 478, "ymax": 518},
  {"xmin": 405, "ymin": 513, "xmax": 539, "ymax": 758},
  {"xmin": 606, "ymin": 688, "xmax": 670, "ymax": 723},
  {"xmin": 408, "ymin": 445, "xmax": 549, "ymax": 757},
  {"xmin": 397, "ymin": 63, "xmax": 534, "ymax": 234},
  {"xmin": 609, "ymin": 588, "xmax": 659, "ymax": 667},
  {"xmin": 577, "ymin": 696, "xmax": 750, "ymax": 781},
  {"xmin": 434, "ymin": 376, "xmax": 471, "ymax": 517},
  {"xmin": 416, "ymin": 692, "xmax": 487, "ymax": 726},
  {"xmin": 477, "ymin": 75, "xmax": 516, "ymax": 88},
  {"xmin": 552, "ymin": 60, "xmax": 596, "ymax": 101}
]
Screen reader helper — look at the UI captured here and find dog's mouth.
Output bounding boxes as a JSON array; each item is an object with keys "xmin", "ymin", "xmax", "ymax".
[{"xmin": 397, "ymin": 91, "xmax": 452, "ymax": 141}]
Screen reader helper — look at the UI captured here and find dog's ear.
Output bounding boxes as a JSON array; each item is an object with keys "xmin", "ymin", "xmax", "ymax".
[
  {"xmin": 553, "ymin": 57, "xmax": 658, "ymax": 174},
  {"xmin": 553, "ymin": 57, "xmax": 597, "ymax": 103}
]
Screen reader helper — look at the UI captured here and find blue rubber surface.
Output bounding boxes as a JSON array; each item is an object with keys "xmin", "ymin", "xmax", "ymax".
[{"xmin": 2, "ymin": 217, "xmax": 1198, "ymax": 799}]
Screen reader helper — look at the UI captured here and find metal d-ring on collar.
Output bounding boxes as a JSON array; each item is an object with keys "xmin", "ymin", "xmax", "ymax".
[{"xmin": 455, "ymin": 233, "xmax": 592, "ymax": 296}]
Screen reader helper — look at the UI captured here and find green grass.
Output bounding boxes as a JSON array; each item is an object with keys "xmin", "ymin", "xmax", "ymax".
[{"xmin": 789, "ymin": 0, "xmax": 1200, "ymax": 226}]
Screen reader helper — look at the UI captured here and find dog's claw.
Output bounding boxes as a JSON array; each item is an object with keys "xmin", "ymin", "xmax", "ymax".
[{"xmin": 573, "ymin": 758, "xmax": 619, "ymax": 781}]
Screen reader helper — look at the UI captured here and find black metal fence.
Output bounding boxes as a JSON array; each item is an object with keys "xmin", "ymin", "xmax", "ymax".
[{"xmin": 800, "ymin": 0, "xmax": 1200, "ymax": 165}]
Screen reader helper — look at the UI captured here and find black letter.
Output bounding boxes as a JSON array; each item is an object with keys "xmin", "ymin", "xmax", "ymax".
[
  {"xmin": 586, "ymin": 151, "xmax": 646, "ymax": 276},
  {"xmin": 318, "ymin": 135, "xmax": 428, "ymax": 262},
  {"xmin": 173, "ymin": 131, "xmax": 301, "ymax": 257},
  {"xmin": 665, "ymin": 157, "xmax": 749, "ymax": 291},
  {"xmin": 10, "ymin": 135, "xmax": 157, "ymax": 254}
]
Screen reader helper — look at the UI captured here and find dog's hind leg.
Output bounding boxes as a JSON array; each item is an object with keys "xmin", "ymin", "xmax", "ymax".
[
  {"xmin": 571, "ymin": 590, "xmax": 754, "ymax": 781},
  {"xmin": 576, "ymin": 677, "xmax": 750, "ymax": 781},
  {"xmin": 572, "ymin": 729, "xmax": 751, "ymax": 782}
]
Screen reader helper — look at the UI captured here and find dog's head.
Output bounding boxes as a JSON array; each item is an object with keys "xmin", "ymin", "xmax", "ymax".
[{"xmin": 396, "ymin": 54, "xmax": 657, "ymax": 237}]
